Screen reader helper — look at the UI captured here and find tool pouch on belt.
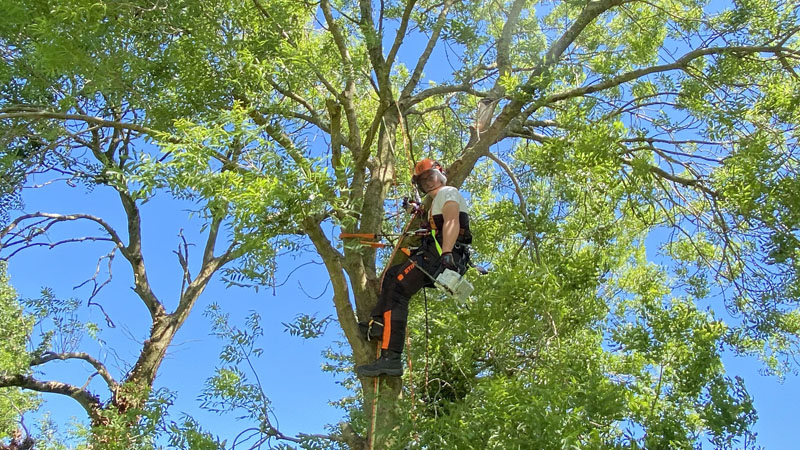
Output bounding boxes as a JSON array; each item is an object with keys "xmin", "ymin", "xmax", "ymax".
[
  {"xmin": 453, "ymin": 243, "xmax": 470, "ymax": 276},
  {"xmin": 422, "ymin": 236, "xmax": 470, "ymax": 279}
]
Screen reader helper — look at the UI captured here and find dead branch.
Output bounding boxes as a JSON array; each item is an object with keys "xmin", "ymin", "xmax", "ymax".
[
  {"xmin": 174, "ymin": 229, "xmax": 193, "ymax": 298},
  {"xmin": 29, "ymin": 351, "xmax": 119, "ymax": 391},
  {"xmin": 73, "ymin": 247, "xmax": 118, "ymax": 328},
  {"xmin": 1, "ymin": 212, "xmax": 125, "ymax": 250}
]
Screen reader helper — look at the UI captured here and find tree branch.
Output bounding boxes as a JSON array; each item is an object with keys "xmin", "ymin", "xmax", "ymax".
[
  {"xmin": 545, "ymin": 45, "xmax": 800, "ymax": 105},
  {"xmin": 302, "ymin": 215, "xmax": 369, "ymax": 361},
  {"xmin": 0, "ymin": 374, "xmax": 101, "ymax": 421},
  {"xmin": 264, "ymin": 77, "xmax": 328, "ymax": 132},
  {"xmin": 385, "ymin": 0, "xmax": 417, "ymax": 70},
  {"xmin": 0, "ymin": 109, "xmax": 174, "ymax": 143},
  {"xmin": 310, "ymin": 2, "xmax": 363, "ymax": 156},
  {"xmin": 407, "ymin": 83, "xmax": 488, "ymax": 108},
  {"xmin": 400, "ymin": 0, "xmax": 453, "ymax": 100},
  {"xmin": 30, "ymin": 352, "xmax": 119, "ymax": 392},
  {"xmin": 320, "ymin": 0, "xmax": 356, "ymax": 89},
  {"xmin": 358, "ymin": 0, "xmax": 390, "ymax": 94},
  {"xmin": 494, "ymin": 0, "xmax": 527, "ymax": 92},
  {"xmin": 0, "ymin": 213, "xmax": 124, "ymax": 251},
  {"xmin": 487, "ymin": 151, "xmax": 528, "ymax": 226},
  {"xmin": 619, "ymin": 156, "xmax": 719, "ymax": 198},
  {"xmin": 526, "ymin": 0, "xmax": 633, "ymax": 90},
  {"xmin": 116, "ymin": 190, "xmax": 164, "ymax": 320},
  {"xmin": 448, "ymin": 0, "xmax": 631, "ymax": 188}
]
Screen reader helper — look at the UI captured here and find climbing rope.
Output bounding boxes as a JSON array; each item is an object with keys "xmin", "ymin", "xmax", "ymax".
[{"xmin": 368, "ymin": 343, "xmax": 380, "ymax": 450}]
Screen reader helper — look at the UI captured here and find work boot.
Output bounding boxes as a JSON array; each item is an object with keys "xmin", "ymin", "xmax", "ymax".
[
  {"xmin": 356, "ymin": 350, "xmax": 403, "ymax": 377},
  {"xmin": 358, "ymin": 319, "xmax": 384, "ymax": 341}
]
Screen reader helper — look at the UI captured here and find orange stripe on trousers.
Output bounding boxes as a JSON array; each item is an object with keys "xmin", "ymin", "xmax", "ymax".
[{"xmin": 382, "ymin": 310, "xmax": 392, "ymax": 350}]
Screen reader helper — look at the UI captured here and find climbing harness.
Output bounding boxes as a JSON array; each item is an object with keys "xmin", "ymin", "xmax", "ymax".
[{"xmin": 341, "ymin": 229, "xmax": 475, "ymax": 303}]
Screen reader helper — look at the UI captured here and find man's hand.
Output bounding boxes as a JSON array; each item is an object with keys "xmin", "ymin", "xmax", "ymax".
[{"xmin": 441, "ymin": 252, "xmax": 457, "ymax": 271}]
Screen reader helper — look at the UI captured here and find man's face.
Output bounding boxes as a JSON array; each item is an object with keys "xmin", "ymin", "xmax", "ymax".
[{"xmin": 416, "ymin": 169, "xmax": 445, "ymax": 193}]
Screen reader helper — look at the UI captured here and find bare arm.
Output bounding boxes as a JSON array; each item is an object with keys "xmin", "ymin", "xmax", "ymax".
[{"xmin": 441, "ymin": 201, "xmax": 460, "ymax": 254}]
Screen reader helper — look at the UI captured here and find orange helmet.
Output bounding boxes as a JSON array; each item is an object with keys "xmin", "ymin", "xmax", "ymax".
[
  {"xmin": 412, "ymin": 158, "xmax": 445, "ymax": 193},
  {"xmin": 413, "ymin": 158, "xmax": 443, "ymax": 176}
]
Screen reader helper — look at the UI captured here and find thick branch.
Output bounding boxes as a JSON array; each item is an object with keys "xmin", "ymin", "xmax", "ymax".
[
  {"xmin": 318, "ymin": 0, "xmax": 355, "ymax": 90},
  {"xmin": 116, "ymin": 190, "xmax": 164, "ymax": 319},
  {"xmin": 202, "ymin": 214, "xmax": 224, "ymax": 266},
  {"xmin": 319, "ymin": 0, "xmax": 362, "ymax": 155},
  {"xmin": 170, "ymin": 215, "xmax": 238, "ymax": 327},
  {"xmin": 448, "ymin": 0, "xmax": 630, "ymax": 188},
  {"xmin": 0, "ymin": 374, "xmax": 101, "ymax": 420},
  {"xmin": 302, "ymin": 216, "xmax": 369, "ymax": 362},
  {"xmin": 327, "ymin": 99, "xmax": 348, "ymax": 190},
  {"xmin": 494, "ymin": 0, "xmax": 527, "ymax": 88},
  {"xmin": 174, "ymin": 236, "xmax": 236, "ymax": 326},
  {"xmin": 358, "ymin": 0, "xmax": 390, "ymax": 93},
  {"xmin": 525, "ymin": 0, "xmax": 632, "ymax": 91},
  {"xmin": 320, "ymin": 0, "xmax": 353, "ymax": 80}
]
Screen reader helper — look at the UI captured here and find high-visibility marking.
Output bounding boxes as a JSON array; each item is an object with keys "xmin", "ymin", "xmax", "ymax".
[
  {"xmin": 381, "ymin": 310, "xmax": 392, "ymax": 350},
  {"xmin": 431, "ymin": 230, "xmax": 442, "ymax": 255}
]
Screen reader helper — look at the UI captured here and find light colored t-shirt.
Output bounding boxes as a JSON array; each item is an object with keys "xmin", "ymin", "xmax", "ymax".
[{"xmin": 430, "ymin": 186, "xmax": 467, "ymax": 216}]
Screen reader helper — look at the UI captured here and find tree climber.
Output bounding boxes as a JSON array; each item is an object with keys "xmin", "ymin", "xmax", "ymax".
[{"xmin": 356, "ymin": 158, "xmax": 473, "ymax": 377}]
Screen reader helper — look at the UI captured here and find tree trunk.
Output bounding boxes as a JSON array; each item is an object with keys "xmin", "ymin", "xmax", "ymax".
[
  {"xmin": 351, "ymin": 109, "xmax": 412, "ymax": 449},
  {"xmin": 120, "ymin": 314, "xmax": 176, "ymax": 407},
  {"xmin": 362, "ymin": 375, "xmax": 404, "ymax": 450}
]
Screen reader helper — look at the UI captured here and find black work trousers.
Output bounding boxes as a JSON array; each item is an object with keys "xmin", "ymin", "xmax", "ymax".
[{"xmin": 370, "ymin": 239, "xmax": 464, "ymax": 353}]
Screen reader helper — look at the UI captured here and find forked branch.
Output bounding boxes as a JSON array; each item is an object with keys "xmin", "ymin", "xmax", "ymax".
[{"xmin": 30, "ymin": 351, "xmax": 119, "ymax": 392}]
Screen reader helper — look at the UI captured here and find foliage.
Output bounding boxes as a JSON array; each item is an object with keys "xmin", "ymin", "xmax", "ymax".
[
  {"xmin": 22, "ymin": 288, "xmax": 99, "ymax": 358},
  {"xmin": 1, "ymin": 0, "xmax": 799, "ymax": 448},
  {"xmin": 200, "ymin": 304, "xmax": 340, "ymax": 449},
  {"xmin": 0, "ymin": 264, "xmax": 38, "ymax": 445},
  {"xmin": 394, "ymin": 165, "xmax": 761, "ymax": 449}
]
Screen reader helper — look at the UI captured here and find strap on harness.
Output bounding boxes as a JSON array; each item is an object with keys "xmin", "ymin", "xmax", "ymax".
[{"xmin": 431, "ymin": 229, "xmax": 443, "ymax": 256}]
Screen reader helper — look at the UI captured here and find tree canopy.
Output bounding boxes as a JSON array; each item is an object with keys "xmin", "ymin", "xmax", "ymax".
[{"xmin": 1, "ymin": 0, "xmax": 799, "ymax": 448}]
